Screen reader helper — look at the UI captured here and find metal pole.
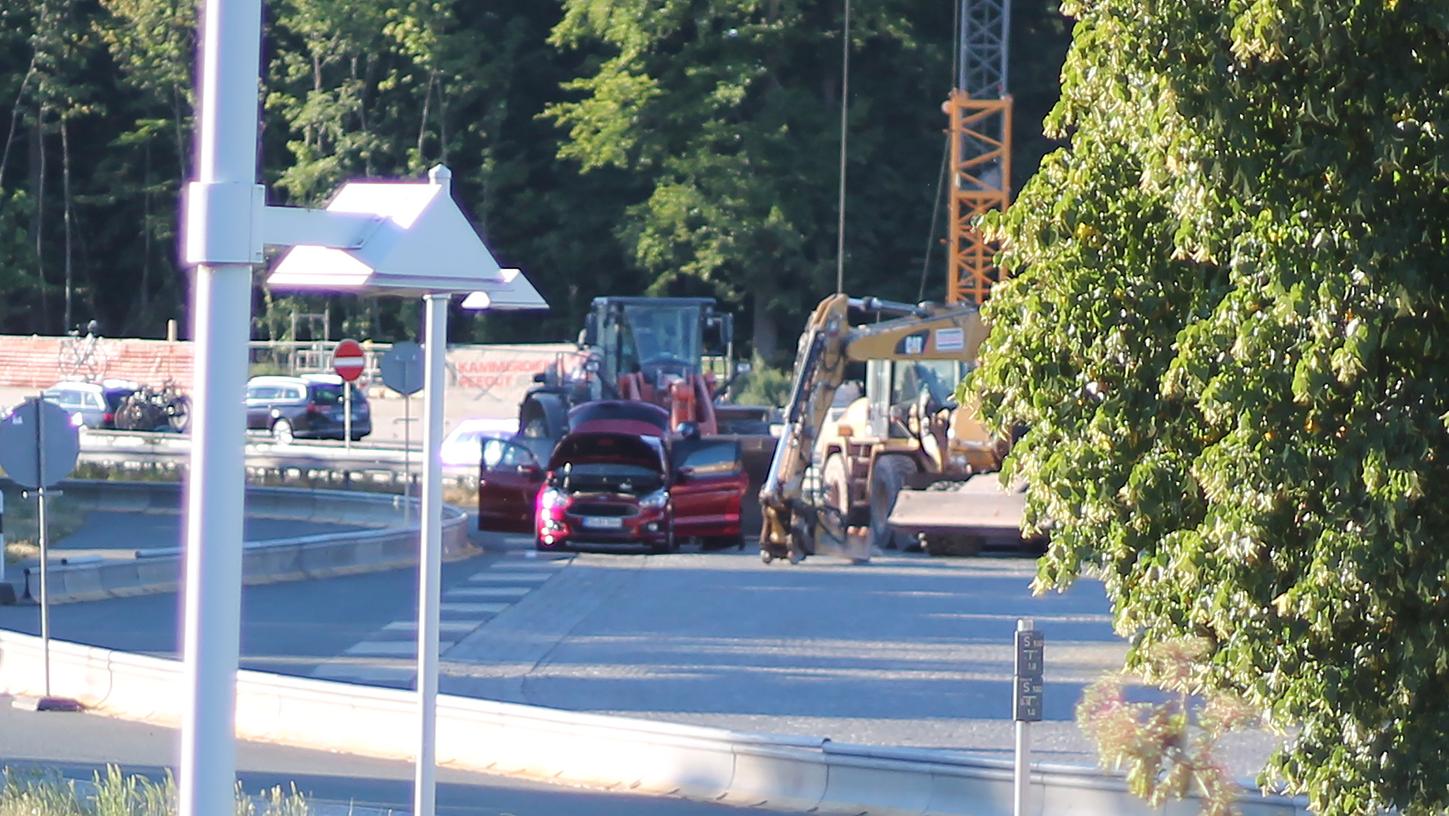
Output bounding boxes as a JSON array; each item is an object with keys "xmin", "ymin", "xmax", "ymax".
[
  {"xmin": 834, "ymin": 0, "xmax": 850, "ymax": 295},
  {"xmin": 1015, "ymin": 617, "xmax": 1033, "ymax": 816},
  {"xmin": 181, "ymin": 1, "xmax": 260, "ymax": 815},
  {"xmin": 36, "ymin": 394, "xmax": 50, "ymax": 698},
  {"xmin": 0, "ymin": 490, "xmax": 6, "ymax": 585},
  {"xmin": 414, "ymin": 294, "xmax": 447, "ymax": 816},
  {"xmin": 344, "ymin": 383, "xmax": 352, "ymax": 451},
  {"xmin": 403, "ymin": 394, "xmax": 412, "ymax": 524}
]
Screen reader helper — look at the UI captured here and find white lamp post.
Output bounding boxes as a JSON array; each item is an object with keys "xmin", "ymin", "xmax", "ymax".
[
  {"xmin": 181, "ymin": 3, "xmax": 531, "ymax": 816},
  {"xmin": 268, "ymin": 169, "xmax": 544, "ymax": 816}
]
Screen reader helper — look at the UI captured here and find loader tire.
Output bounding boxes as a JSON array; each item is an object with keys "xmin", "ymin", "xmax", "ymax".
[{"xmin": 868, "ymin": 456, "xmax": 917, "ymax": 552}]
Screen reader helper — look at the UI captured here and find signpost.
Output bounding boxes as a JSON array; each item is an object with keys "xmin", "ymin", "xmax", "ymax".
[
  {"xmin": 1012, "ymin": 619, "xmax": 1044, "ymax": 816},
  {"xmin": 0, "ymin": 396, "xmax": 81, "ymax": 710},
  {"xmin": 380, "ymin": 341, "xmax": 424, "ymax": 520},
  {"xmin": 333, "ymin": 338, "xmax": 365, "ymax": 451}
]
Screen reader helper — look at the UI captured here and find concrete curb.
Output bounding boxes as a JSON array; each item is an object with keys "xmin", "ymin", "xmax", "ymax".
[
  {"xmin": 11, "ymin": 480, "xmax": 468, "ymax": 604},
  {"xmin": 0, "ymin": 631, "xmax": 1308, "ymax": 816}
]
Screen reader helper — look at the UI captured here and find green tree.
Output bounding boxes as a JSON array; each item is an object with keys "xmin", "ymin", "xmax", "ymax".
[
  {"xmin": 971, "ymin": 1, "xmax": 1449, "ymax": 813},
  {"xmin": 545, "ymin": 0, "xmax": 953, "ymax": 362}
]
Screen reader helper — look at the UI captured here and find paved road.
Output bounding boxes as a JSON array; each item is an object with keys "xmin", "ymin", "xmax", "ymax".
[
  {"xmin": 0, "ymin": 696, "xmax": 763, "ymax": 815},
  {"xmin": 52, "ymin": 510, "xmax": 365, "ymax": 551}
]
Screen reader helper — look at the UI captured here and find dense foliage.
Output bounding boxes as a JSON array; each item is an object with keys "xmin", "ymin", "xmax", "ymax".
[
  {"xmin": 0, "ymin": 0, "xmax": 1069, "ymax": 356},
  {"xmin": 971, "ymin": 1, "xmax": 1449, "ymax": 812}
]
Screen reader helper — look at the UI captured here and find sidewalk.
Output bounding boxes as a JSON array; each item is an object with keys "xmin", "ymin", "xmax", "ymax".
[{"xmin": 0, "ymin": 694, "xmax": 754, "ymax": 815}]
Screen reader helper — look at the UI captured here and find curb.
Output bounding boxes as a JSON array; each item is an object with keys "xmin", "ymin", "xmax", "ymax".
[{"xmin": 0, "ymin": 631, "xmax": 1309, "ymax": 816}]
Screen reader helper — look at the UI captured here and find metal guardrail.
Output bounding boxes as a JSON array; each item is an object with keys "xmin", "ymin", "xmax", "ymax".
[{"xmin": 76, "ymin": 429, "xmax": 478, "ymax": 485}]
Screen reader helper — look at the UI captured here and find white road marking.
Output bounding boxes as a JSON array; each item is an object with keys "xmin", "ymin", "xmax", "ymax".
[
  {"xmin": 311, "ymin": 664, "xmax": 413, "ymax": 683},
  {"xmin": 382, "ymin": 620, "xmax": 477, "ymax": 634},
  {"xmin": 441, "ymin": 602, "xmax": 511, "ymax": 615},
  {"xmin": 491, "ymin": 560, "xmax": 566, "ymax": 570},
  {"xmin": 467, "ymin": 572, "xmax": 554, "ymax": 583},
  {"xmin": 446, "ymin": 586, "xmax": 531, "ymax": 599},
  {"xmin": 345, "ymin": 641, "xmax": 424, "ymax": 656}
]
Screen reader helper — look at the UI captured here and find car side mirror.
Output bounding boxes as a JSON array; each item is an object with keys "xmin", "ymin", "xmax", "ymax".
[
  {"xmin": 675, "ymin": 465, "xmax": 696, "ymax": 481},
  {"xmin": 581, "ymin": 313, "xmax": 599, "ymax": 348}
]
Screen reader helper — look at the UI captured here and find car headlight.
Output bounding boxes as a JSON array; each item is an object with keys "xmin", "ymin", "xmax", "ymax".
[
  {"xmin": 539, "ymin": 487, "xmax": 567, "ymax": 511},
  {"xmin": 638, "ymin": 489, "xmax": 668, "ymax": 511}
]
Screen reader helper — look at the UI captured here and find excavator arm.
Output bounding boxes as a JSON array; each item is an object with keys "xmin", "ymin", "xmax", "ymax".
[{"xmin": 758, "ymin": 294, "xmax": 988, "ymax": 563}]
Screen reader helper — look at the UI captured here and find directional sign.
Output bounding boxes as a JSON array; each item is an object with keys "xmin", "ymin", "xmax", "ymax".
[
  {"xmin": 0, "ymin": 398, "xmax": 80, "ymax": 489},
  {"xmin": 379, "ymin": 340, "xmax": 424, "ymax": 396},
  {"xmin": 332, "ymin": 338, "xmax": 366, "ymax": 382}
]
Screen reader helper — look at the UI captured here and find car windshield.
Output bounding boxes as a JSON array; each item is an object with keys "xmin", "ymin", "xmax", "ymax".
[{"xmin": 556, "ymin": 463, "xmax": 664, "ymax": 495}]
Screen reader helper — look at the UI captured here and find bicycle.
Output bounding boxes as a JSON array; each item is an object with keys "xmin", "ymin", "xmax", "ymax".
[{"xmin": 56, "ymin": 320, "xmax": 107, "ymax": 382}]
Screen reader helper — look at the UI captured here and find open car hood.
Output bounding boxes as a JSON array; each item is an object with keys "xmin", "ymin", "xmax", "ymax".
[{"xmin": 548, "ymin": 431, "xmax": 667, "ymax": 472}]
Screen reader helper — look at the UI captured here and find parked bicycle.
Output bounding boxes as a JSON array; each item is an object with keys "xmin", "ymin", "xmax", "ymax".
[{"xmin": 115, "ymin": 381, "xmax": 191, "ymax": 433}]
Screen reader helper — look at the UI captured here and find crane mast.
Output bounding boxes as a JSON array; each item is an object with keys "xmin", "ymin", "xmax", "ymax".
[{"xmin": 947, "ymin": 0, "xmax": 1012, "ymax": 305}]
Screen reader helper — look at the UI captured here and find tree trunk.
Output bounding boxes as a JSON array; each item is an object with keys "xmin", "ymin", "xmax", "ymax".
[
  {"xmin": 0, "ymin": 60, "xmax": 36, "ymax": 190},
  {"xmin": 31, "ymin": 102, "xmax": 48, "ymax": 331},
  {"xmin": 61, "ymin": 113, "xmax": 73, "ymax": 332},
  {"xmin": 751, "ymin": 295, "xmax": 779, "ymax": 365}
]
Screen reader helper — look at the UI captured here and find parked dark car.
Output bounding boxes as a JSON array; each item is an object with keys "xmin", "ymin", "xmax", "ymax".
[
  {"xmin": 244, "ymin": 374, "xmax": 371, "ymax": 442},
  {"xmin": 477, "ymin": 400, "xmax": 749, "ymax": 552}
]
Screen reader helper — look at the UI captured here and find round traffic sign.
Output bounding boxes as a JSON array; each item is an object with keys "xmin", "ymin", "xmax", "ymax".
[
  {"xmin": 0, "ymin": 398, "xmax": 80, "ymax": 489},
  {"xmin": 332, "ymin": 338, "xmax": 366, "ymax": 382}
]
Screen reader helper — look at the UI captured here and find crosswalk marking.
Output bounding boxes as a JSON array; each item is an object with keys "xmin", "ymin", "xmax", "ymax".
[
  {"xmin": 312, "ymin": 553, "xmax": 573, "ymax": 685},
  {"xmin": 383, "ymin": 620, "xmax": 477, "ymax": 634},
  {"xmin": 467, "ymin": 571, "xmax": 554, "ymax": 583},
  {"xmin": 345, "ymin": 641, "xmax": 420, "ymax": 657},
  {"xmin": 445, "ymin": 586, "xmax": 531, "ymax": 598},
  {"xmin": 441, "ymin": 601, "xmax": 510, "ymax": 615},
  {"xmin": 312, "ymin": 664, "xmax": 413, "ymax": 683}
]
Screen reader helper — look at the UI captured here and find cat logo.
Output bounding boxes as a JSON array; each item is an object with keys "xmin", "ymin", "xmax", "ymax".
[{"xmin": 896, "ymin": 331, "xmax": 928, "ymax": 355}]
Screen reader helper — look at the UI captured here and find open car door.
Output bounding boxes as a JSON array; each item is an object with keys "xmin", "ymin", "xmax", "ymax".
[
  {"xmin": 669, "ymin": 437, "xmax": 748, "ymax": 542},
  {"xmin": 478, "ymin": 438, "xmax": 546, "ymax": 534}
]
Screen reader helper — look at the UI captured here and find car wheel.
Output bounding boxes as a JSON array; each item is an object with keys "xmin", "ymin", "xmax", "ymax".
[
  {"xmin": 868, "ymin": 456, "xmax": 918, "ymax": 552},
  {"xmin": 271, "ymin": 418, "xmax": 294, "ymax": 444}
]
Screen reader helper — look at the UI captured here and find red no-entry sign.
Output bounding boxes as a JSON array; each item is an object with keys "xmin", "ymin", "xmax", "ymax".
[{"xmin": 332, "ymin": 338, "xmax": 366, "ymax": 382}]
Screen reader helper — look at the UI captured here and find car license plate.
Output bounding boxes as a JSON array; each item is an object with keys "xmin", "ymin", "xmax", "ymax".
[{"xmin": 581, "ymin": 516, "xmax": 623, "ymax": 529}]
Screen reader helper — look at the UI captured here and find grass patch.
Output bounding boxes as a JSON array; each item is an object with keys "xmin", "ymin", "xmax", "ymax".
[
  {"xmin": 2, "ymin": 490, "xmax": 88, "ymax": 564},
  {"xmin": 1, "ymin": 765, "xmax": 319, "ymax": 816}
]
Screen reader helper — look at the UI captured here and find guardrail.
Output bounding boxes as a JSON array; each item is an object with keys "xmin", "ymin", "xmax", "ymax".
[
  {"xmin": 0, "ymin": 630, "xmax": 1306, "ymax": 816},
  {"xmin": 10, "ymin": 480, "xmax": 472, "ymax": 604},
  {"xmin": 76, "ymin": 429, "xmax": 479, "ymax": 487}
]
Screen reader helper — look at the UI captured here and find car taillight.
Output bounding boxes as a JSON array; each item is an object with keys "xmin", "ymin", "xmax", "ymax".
[
  {"xmin": 306, "ymin": 404, "xmax": 322, "ymax": 415},
  {"xmin": 103, "ymin": 412, "xmax": 114, "ymax": 424}
]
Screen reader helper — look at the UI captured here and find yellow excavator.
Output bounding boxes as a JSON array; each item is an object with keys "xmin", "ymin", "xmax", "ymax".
[{"xmin": 758, "ymin": 294, "xmax": 997, "ymax": 564}]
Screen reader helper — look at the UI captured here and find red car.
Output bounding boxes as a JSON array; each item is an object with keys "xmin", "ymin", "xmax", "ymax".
[{"xmin": 477, "ymin": 401, "xmax": 749, "ymax": 552}]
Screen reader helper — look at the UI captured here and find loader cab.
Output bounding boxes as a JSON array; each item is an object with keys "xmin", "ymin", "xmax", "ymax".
[
  {"xmin": 587, "ymin": 297, "xmax": 731, "ymax": 394},
  {"xmin": 865, "ymin": 359, "xmax": 972, "ymax": 439}
]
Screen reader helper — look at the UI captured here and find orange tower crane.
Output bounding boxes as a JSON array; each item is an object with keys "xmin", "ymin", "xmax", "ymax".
[{"xmin": 947, "ymin": 0, "xmax": 1012, "ymax": 305}]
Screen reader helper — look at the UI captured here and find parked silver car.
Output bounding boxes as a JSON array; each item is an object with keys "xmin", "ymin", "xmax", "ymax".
[{"xmin": 43, "ymin": 380, "xmax": 139, "ymax": 429}]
